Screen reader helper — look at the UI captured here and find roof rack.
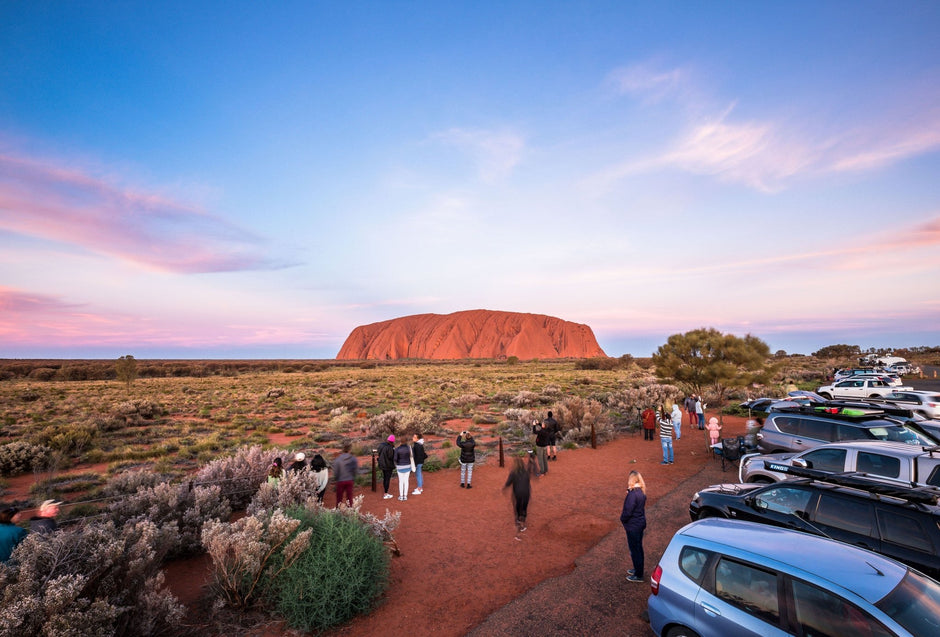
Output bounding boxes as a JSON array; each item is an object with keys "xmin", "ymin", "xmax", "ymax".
[
  {"xmin": 763, "ymin": 463, "xmax": 940, "ymax": 505},
  {"xmin": 772, "ymin": 404, "xmax": 887, "ymax": 418}
]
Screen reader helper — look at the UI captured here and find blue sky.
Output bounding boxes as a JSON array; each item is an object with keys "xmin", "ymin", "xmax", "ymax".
[{"xmin": 1, "ymin": 1, "xmax": 938, "ymax": 359}]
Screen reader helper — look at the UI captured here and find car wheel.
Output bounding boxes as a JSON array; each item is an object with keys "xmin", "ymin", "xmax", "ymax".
[
  {"xmin": 869, "ymin": 394, "xmax": 882, "ymax": 398},
  {"xmin": 697, "ymin": 508, "xmax": 726, "ymax": 520},
  {"xmin": 666, "ymin": 626, "xmax": 702, "ymax": 637},
  {"xmin": 748, "ymin": 477, "xmax": 773, "ymax": 484},
  {"xmin": 819, "ymin": 392, "xmax": 832, "ymax": 400}
]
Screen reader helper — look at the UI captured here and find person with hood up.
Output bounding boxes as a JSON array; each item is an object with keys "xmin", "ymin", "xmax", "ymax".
[
  {"xmin": 456, "ymin": 431, "xmax": 476, "ymax": 488},
  {"xmin": 706, "ymin": 417, "xmax": 723, "ymax": 446},
  {"xmin": 671, "ymin": 403, "xmax": 683, "ymax": 440},
  {"xmin": 377, "ymin": 435, "xmax": 396, "ymax": 499}
]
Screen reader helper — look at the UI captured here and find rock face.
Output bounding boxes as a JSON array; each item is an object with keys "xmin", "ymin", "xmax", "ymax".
[{"xmin": 336, "ymin": 310, "xmax": 606, "ymax": 360}]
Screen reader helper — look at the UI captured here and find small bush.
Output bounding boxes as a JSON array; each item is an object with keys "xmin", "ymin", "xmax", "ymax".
[
  {"xmin": 510, "ymin": 391, "xmax": 541, "ymax": 407},
  {"xmin": 195, "ymin": 445, "xmax": 285, "ymax": 510},
  {"xmin": 263, "ymin": 507, "xmax": 390, "ymax": 633},
  {"xmin": 0, "ymin": 441, "xmax": 53, "ymax": 476}
]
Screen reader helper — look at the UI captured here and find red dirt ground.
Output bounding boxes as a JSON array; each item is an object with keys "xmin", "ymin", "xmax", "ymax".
[{"xmin": 165, "ymin": 414, "xmax": 746, "ymax": 636}]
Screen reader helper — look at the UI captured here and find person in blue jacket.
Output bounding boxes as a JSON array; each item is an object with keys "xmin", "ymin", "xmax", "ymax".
[
  {"xmin": 620, "ymin": 471, "xmax": 647, "ymax": 583},
  {"xmin": 0, "ymin": 506, "xmax": 27, "ymax": 563}
]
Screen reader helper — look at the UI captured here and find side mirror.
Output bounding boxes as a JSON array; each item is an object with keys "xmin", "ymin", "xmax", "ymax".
[{"xmin": 791, "ymin": 458, "xmax": 808, "ymax": 469}]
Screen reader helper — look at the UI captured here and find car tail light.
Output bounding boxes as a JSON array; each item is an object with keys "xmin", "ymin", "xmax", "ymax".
[{"xmin": 651, "ymin": 564, "xmax": 663, "ymax": 595}]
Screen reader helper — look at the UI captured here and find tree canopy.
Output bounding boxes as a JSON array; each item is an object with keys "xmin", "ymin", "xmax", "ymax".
[
  {"xmin": 115, "ymin": 354, "xmax": 138, "ymax": 390},
  {"xmin": 652, "ymin": 328, "xmax": 775, "ymax": 420}
]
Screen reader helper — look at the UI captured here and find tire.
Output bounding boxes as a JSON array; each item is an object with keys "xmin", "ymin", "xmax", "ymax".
[
  {"xmin": 869, "ymin": 394, "xmax": 882, "ymax": 398},
  {"xmin": 748, "ymin": 476, "xmax": 773, "ymax": 484},
  {"xmin": 819, "ymin": 392, "xmax": 832, "ymax": 400},
  {"xmin": 666, "ymin": 626, "xmax": 702, "ymax": 637}
]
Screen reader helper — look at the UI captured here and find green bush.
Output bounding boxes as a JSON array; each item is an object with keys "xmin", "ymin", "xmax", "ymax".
[{"xmin": 264, "ymin": 507, "xmax": 390, "ymax": 633}]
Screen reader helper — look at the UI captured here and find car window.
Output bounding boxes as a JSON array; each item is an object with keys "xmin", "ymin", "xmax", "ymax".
[
  {"xmin": 876, "ymin": 570, "xmax": 940, "ymax": 637},
  {"xmin": 798, "ymin": 419, "xmax": 834, "ymax": 442},
  {"xmin": 756, "ymin": 486, "xmax": 813, "ymax": 516},
  {"xmin": 678, "ymin": 546, "xmax": 710, "ymax": 583},
  {"xmin": 801, "ymin": 448, "xmax": 847, "ymax": 472},
  {"xmin": 925, "ymin": 465, "xmax": 940, "ymax": 488},
  {"xmin": 813, "ymin": 494, "xmax": 874, "ymax": 536},
  {"xmin": 714, "ymin": 557, "xmax": 780, "ymax": 625},
  {"xmin": 773, "ymin": 416, "xmax": 799, "ymax": 434},
  {"xmin": 877, "ymin": 510, "xmax": 935, "ymax": 553},
  {"xmin": 856, "ymin": 452, "xmax": 901, "ymax": 479},
  {"xmin": 791, "ymin": 578, "xmax": 893, "ymax": 637}
]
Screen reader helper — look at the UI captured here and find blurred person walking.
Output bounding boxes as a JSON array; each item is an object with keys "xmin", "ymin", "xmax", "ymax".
[
  {"xmin": 503, "ymin": 456, "xmax": 536, "ymax": 540},
  {"xmin": 620, "ymin": 470, "xmax": 647, "ymax": 583},
  {"xmin": 334, "ymin": 442, "xmax": 359, "ymax": 508},
  {"xmin": 0, "ymin": 506, "xmax": 27, "ymax": 563},
  {"xmin": 683, "ymin": 395, "xmax": 696, "ymax": 430},
  {"xmin": 29, "ymin": 499, "xmax": 60, "ymax": 534}
]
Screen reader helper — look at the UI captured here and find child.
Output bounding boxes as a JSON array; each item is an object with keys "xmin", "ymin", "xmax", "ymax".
[{"xmin": 706, "ymin": 417, "xmax": 722, "ymax": 446}]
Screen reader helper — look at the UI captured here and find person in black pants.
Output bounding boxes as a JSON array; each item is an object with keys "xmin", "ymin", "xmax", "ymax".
[
  {"xmin": 621, "ymin": 470, "xmax": 647, "ymax": 583},
  {"xmin": 543, "ymin": 411, "xmax": 561, "ymax": 460},
  {"xmin": 377, "ymin": 435, "xmax": 396, "ymax": 499},
  {"xmin": 503, "ymin": 456, "xmax": 536, "ymax": 540}
]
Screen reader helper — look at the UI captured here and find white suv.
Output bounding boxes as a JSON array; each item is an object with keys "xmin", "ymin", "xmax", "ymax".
[{"xmin": 817, "ymin": 378, "xmax": 911, "ymax": 399}]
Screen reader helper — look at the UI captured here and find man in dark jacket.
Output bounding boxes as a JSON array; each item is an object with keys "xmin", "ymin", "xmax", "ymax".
[
  {"xmin": 333, "ymin": 442, "xmax": 359, "ymax": 507},
  {"xmin": 543, "ymin": 411, "xmax": 561, "ymax": 461},
  {"xmin": 533, "ymin": 420, "xmax": 551, "ymax": 476},
  {"xmin": 377, "ymin": 435, "xmax": 396, "ymax": 499},
  {"xmin": 411, "ymin": 433, "xmax": 427, "ymax": 495}
]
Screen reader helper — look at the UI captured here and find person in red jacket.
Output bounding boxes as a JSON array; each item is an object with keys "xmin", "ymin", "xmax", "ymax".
[{"xmin": 642, "ymin": 407, "xmax": 656, "ymax": 441}]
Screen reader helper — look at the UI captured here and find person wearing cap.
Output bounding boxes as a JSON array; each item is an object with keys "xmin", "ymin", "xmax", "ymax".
[
  {"xmin": 30, "ymin": 499, "xmax": 61, "ymax": 534},
  {"xmin": 0, "ymin": 506, "xmax": 28, "ymax": 563},
  {"xmin": 288, "ymin": 451, "xmax": 307, "ymax": 473},
  {"xmin": 376, "ymin": 435, "xmax": 396, "ymax": 500}
]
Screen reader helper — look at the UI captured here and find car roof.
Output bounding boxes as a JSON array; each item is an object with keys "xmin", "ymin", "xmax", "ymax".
[
  {"xmin": 801, "ymin": 439, "xmax": 933, "ymax": 457},
  {"xmin": 678, "ymin": 518, "xmax": 906, "ymax": 602}
]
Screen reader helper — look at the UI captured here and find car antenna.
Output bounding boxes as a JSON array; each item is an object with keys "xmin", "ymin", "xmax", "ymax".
[{"xmin": 864, "ymin": 561, "xmax": 885, "ymax": 577}]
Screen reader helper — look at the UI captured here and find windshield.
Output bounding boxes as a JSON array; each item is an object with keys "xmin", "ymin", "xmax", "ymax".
[{"xmin": 875, "ymin": 570, "xmax": 940, "ymax": 636}]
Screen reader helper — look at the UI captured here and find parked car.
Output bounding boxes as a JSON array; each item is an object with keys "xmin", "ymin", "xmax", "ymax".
[
  {"xmin": 817, "ymin": 378, "xmax": 910, "ymax": 400},
  {"xmin": 834, "ymin": 366, "xmax": 886, "ymax": 380},
  {"xmin": 739, "ymin": 391, "xmax": 825, "ymax": 416},
  {"xmin": 648, "ymin": 517, "xmax": 940, "ymax": 637},
  {"xmin": 755, "ymin": 405, "xmax": 936, "ymax": 454},
  {"xmin": 688, "ymin": 468, "xmax": 940, "ymax": 580},
  {"xmin": 880, "ymin": 391, "xmax": 940, "ymax": 420},
  {"xmin": 739, "ymin": 440, "xmax": 940, "ymax": 487}
]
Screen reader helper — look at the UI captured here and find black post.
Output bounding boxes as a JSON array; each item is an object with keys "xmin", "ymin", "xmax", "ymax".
[
  {"xmin": 371, "ymin": 449, "xmax": 377, "ymax": 492},
  {"xmin": 498, "ymin": 436, "xmax": 504, "ymax": 468},
  {"xmin": 591, "ymin": 421, "xmax": 597, "ymax": 449}
]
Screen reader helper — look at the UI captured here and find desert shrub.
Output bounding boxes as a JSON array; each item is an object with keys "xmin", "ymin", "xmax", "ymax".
[
  {"xmin": 103, "ymin": 469, "xmax": 169, "ymax": 497},
  {"xmin": 246, "ymin": 470, "xmax": 324, "ymax": 516},
  {"xmin": 0, "ymin": 519, "xmax": 183, "ymax": 636},
  {"xmin": 0, "ymin": 441, "xmax": 53, "ymax": 476},
  {"xmin": 201, "ymin": 509, "xmax": 312, "ymax": 609},
  {"xmin": 421, "ymin": 455, "xmax": 444, "ymax": 472},
  {"xmin": 506, "ymin": 356, "xmax": 519, "ymax": 365},
  {"xmin": 195, "ymin": 445, "xmax": 285, "ymax": 509},
  {"xmin": 510, "ymin": 390, "xmax": 541, "ymax": 407},
  {"xmin": 328, "ymin": 411, "xmax": 358, "ymax": 433},
  {"xmin": 472, "ymin": 413, "xmax": 499, "ymax": 425},
  {"xmin": 107, "ymin": 481, "xmax": 231, "ymax": 556},
  {"xmin": 265, "ymin": 388, "xmax": 286, "ymax": 399},
  {"xmin": 442, "ymin": 446, "xmax": 461, "ymax": 468},
  {"xmin": 449, "ymin": 393, "xmax": 482, "ymax": 409},
  {"xmin": 367, "ymin": 408, "xmax": 432, "ymax": 438},
  {"xmin": 541, "ymin": 383, "xmax": 563, "ymax": 398},
  {"xmin": 31, "ymin": 422, "xmax": 99, "ymax": 454},
  {"xmin": 263, "ymin": 506, "xmax": 390, "ymax": 633},
  {"xmin": 554, "ymin": 396, "xmax": 614, "ymax": 444},
  {"xmin": 113, "ymin": 399, "xmax": 165, "ymax": 425},
  {"xmin": 503, "ymin": 407, "xmax": 535, "ymax": 424},
  {"xmin": 28, "ymin": 367, "xmax": 57, "ymax": 381},
  {"xmin": 606, "ymin": 383, "xmax": 681, "ymax": 421}
]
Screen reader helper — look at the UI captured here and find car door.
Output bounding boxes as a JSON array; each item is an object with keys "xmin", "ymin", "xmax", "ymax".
[
  {"xmin": 794, "ymin": 446, "xmax": 848, "ymax": 472},
  {"xmin": 875, "ymin": 507, "xmax": 940, "ymax": 580},
  {"xmin": 743, "ymin": 485, "xmax": 819, "ymax": 534},
  {"xmin": 807, "ymin": 492, "xmax": 879, "ymax": 553},
  {"xmin": 690, "ymin": 556, "xmax": 790, "ymax": 637}
]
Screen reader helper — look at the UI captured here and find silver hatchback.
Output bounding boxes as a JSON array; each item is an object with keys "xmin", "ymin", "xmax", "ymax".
[{"xmin": 648, "ymin": 518, "xmax": 940, "ymax": 637}]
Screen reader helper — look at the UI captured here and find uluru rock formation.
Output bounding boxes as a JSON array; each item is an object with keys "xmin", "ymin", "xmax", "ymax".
[{"xmin": 336, "ymin": 310, "xmax": 606, "ymax": 360}]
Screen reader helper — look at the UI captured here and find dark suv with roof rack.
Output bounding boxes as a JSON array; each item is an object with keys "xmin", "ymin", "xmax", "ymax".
[
  {"xmin": 689, "ymin": 466, "xmax": 940, "ymax": 580},
  {"xmin": 755, "ymin": 404, "xmax": 936, "ymax": 454}
]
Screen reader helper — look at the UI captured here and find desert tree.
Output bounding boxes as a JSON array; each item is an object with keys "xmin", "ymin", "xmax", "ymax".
[
  {"xmin": 652, "ymin": 328, "xmax": 775, "ymax": 422},
  {"xmin": 115, "ymin": 354, "xmax": 138, "ymax": 390}
]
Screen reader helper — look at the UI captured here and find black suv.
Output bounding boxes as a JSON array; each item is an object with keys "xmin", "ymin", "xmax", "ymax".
[
  {"xmin": 755, "ymin": 404, "xmax": 935, "ymax": 453},
  {"xmin": 689, "ymin": 466, "xmax": 940, "ymax": 580}
]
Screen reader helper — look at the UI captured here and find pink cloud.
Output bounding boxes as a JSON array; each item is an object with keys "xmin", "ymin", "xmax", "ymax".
[{"xmin": 0, "ymin": 152, "xmax": 284, "ymax": 273}]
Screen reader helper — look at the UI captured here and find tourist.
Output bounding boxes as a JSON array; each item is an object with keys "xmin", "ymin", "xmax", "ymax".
[
  {"xmin": 671, "ymin": 403, "xmax": 683, "ymax": 440},
  {"xmin": 457, "ymin": 431, "xmax": 476, "ymax": 488},
  {"xmin": 533, "ymin": 420, "xmax": 551, "ymax": 476},
  {"xmin": 543, "ymin": 410, "xmax": 561, "ymax": 461},
  {"xmin": 695, "ymin": 396, "xmax": 705, "ymax": 429},
  {"xmin": 503, "ymin": 456, "xmax": 536, "ymax": 540},
  {"xmin": 411, "ymin": 433, "xmax": 427, "ymax": 495},
  {"xmin": 377, "ymin": 434, "xmax": 396, "ymax": 500},
  {"xmin": 706, "ymin": 417, "xmax": 723, "ymax": 446},
  {"xmin": 0, "ymin": 506, "xmax": 27, "ymax": 563},
  {"xmin": 394, "ymin": 438, "xmax": 415, "ymax": 501},
  {"xmin": 620, "ymin": 470, "xmax": 647, "ymax": 583},
  {"xmin": 267, "ymin": 456, "xmax": 283, "ymax": 487},
  {"xmin": 29, "ymin": 499, "xmax": 60, "ymax": 534},
  {"xmin": 310, "ymin": 454, "xmax": 329, "ymax": 504},
  {"xmin": 334, "ymin": 442, "xmax": 359, "ymax": 508},
  {"xmin": 684, "ymin": 394, "xmax": 696, "ymax": 430},
  {"xmin": 287, "ymin": 451, "xmax": 307, "ymax": 472},
  {"xmin": 658, "ymin": 408, "xmax": 674, "ymax": 465},
  {"xmin": 642, "ymin": 406, "xmax": 656, "ymax": 441}
]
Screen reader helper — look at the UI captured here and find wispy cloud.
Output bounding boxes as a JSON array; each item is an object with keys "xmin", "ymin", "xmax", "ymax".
[
  {"xmin": 0, "ymin": 151, "xmax": 284, "ymax": 273},
  {"xmin": 606, "ymin": 62, "xmax": 688, "ymax": 103},
  {"xmin": 431, "ymin": 127, "xmax": 525, "ymax": 182}
]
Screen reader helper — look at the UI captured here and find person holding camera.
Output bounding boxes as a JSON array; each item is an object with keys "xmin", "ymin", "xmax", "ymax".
[
  {"xmin": 533, "ymin": 420, "xmax": 551, "ymax": 476},
  {"xmin": 456, "ymin": 431, "xmax": 476, "ymax": 488}
]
